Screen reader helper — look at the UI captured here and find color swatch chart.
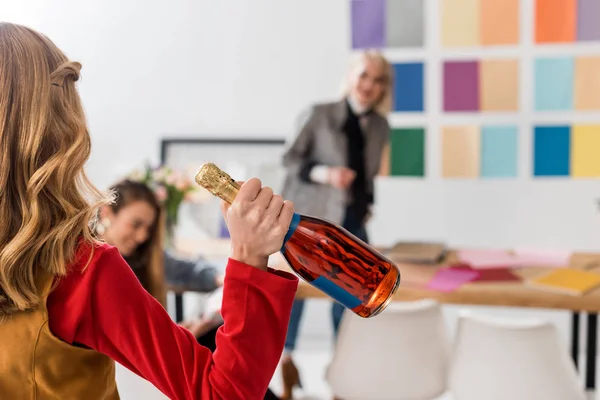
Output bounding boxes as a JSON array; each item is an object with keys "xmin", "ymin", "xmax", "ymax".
[{"xmin": 351, "ymin": 0, "xmax": 600, "ymax": 179}]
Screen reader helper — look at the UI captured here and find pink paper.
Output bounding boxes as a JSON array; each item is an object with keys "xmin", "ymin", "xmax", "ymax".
[
  {"xmin": 512, "ymin": 248, "xmax": 572, "ymax": 267},
  {"xmin": 426, "ymin": 268, "xmax": 480, "ymax": 292},
  {"xmin": 457, "ymin": 249, "xmax": 523, "ymax": 269}
]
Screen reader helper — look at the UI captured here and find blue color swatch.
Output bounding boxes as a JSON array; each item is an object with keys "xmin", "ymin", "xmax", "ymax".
[
  {"xmin": 393, "ymin": 62, "xmax": 424, "ymax": 112},
  {"xmin": 534, "ymin": 57, "xmax": 574, "ymax": 111},
  {"xmin": 481, "ymin": 125, "xmax": 518, "ymax": 177},
  {"xmin": 533, "ymin": 126, "xmax": 571, "ymax": 176}
]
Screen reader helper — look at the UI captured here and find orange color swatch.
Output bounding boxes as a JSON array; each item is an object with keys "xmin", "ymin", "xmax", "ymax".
[
  {"xmin": 574, "ymin": 56, "xmax": 600, "ymax": 110},
  {"xmin": 442, "ymin": 126, "xmax": 480, "ymax": 178},
  {"xmin": 535, "ymin": 0, "xmax": 577, "ymax": 43},
  {"xmin": 480, "ymin": 59, "xmax": 519, "ymax": 111},
  {"xmin": 481, "ymin": 0, "xmax": 519, "ymax": 45}
]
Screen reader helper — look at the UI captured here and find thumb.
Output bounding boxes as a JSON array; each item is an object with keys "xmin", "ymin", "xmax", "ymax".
[{"xmin": 220, "ymin": 200, "xmax": 230, "ymax": 222}]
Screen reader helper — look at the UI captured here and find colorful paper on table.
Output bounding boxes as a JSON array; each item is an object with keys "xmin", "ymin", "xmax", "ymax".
[
  {"xmin": 535, "ymin": 0, "xmax": 576, "ymax": 43},
  {"xmin": 393, "ymin": 63, "xmax": 424, "ymax": 112},
  {"xmin": 457, "ymin": 249, "xmax": 523, "ymax": 268},
  {"xmin": 443, "ymin": 61, "xmax": 479, "ymax": 111},
  {"xmin": 512, "ymin": 248, "xmax": 572, "ymax": 267},
  {"xmin": 390, "ymin": 128, "xmax": 425, "ymax": 177},
  {"xmin": 480, "ymin": 59, "xmax": 519, "ymax": 111},
  {"xmin": 351, "ymin": 0, "xmax": 386, "ymax": 49},
  {"xmin": 534, "ymin": 57, "xmax": 574, "ymax": 111},
  {"xmin": 426, "ymin": 267, "xmax": 480, "ymax": 292},
  {"xmin": 386, "ymin": 0, "xmax": 424, "ymax": 47},
  {"xmin": 571, "ymin": 125, "xmax": 600, "ymax": 178},
  {"xmin": 533, "ymin": 126, "xmax": 571, "ymax": 177},
  {"xmin": 528, "ymin": 268, "xmax": 600, "ymax": 296},
  {"xmin": 577, "ymin": 0, "xmax": 600, "ymax": 41},
  {"xmin": 481, "ymin": 125, "xmax": 518, "ymax": 178},
  {"xmin": 480, "ymin": 0, "xmax": 519, "ymax": 45},
  {"xmin": 450, "ymin": 264, "xmax": 522, "ymax": 283},
  {"xmin": 574, "ymin": 56, "xmax": 600, "ymax": 110},
  {"xmin": 441, "ymin": 0, "xmax": 479, "ymax": 47},
  {"xmin": 441, "ymin": 126, "xmax": 480, "ymax": 178}
]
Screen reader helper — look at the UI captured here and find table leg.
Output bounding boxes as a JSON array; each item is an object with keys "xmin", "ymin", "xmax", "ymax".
[
  {"xmin": 586, "ymin": 313, "xmax": 597, "ymax": 390},
  {"xmin": 572, "ymin": 312, "xmax": 580, "ymax": 369},
  {"xmin": 175, "ymin": 293, "xmax": 184, "ymax": 322}
]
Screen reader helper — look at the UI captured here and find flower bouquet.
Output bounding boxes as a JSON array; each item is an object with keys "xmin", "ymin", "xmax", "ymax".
[{"xmin": 129, "ymin": 164, "xmax": 202, "ymax": 246}]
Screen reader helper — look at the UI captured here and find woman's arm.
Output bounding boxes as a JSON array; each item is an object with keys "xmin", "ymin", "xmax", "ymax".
[
  {"xmin": 163, "ymin": 250, "xmax": 222, "ymax": 292},
  {"xmin": 282, "ymin": 105, "xmax": 322, "ymax": 183},
  {"xmin": 48, "ymin": 245, "xmax": 298, "ymax": 400}
]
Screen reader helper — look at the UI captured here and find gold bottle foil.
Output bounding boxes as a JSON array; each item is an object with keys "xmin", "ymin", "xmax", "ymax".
[{"xmin": 195, "ymin": 163, "xmax": 241, "ymax": 204}]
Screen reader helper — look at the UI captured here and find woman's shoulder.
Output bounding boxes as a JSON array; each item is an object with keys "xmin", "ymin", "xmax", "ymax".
[{"xmin": 68, "ymin": 239, "xmax": 121, "ymax": 274}]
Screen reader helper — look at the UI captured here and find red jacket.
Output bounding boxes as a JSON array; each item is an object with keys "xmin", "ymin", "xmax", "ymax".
[{"xmin": 47, "ymin": 242, "xmax": 298, "ymax": 399}]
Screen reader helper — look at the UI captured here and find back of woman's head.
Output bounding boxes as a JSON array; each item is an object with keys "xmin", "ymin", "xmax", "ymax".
[{"xmin": 0, "ymin": 23, "xmax": 105, "ymax": 317}]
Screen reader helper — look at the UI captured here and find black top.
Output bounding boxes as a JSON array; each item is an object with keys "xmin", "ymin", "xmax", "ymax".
[{"xmin": 342, "ymin": 100, "xmax": 369, "ymax": 222}]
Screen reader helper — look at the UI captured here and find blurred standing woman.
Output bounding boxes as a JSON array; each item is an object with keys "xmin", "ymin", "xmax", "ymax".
[{"xmin": 279, "ymin": 50, "xmax": 393, "ymax": 399}]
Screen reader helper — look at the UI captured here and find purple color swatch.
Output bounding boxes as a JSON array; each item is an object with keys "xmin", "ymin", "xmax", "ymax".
[
  {"xmin": 577, "ymin": 0, "xmax": 600, "ymax": 41},
  {"xmin": 444, "ymin": 61, "xmax": 480, "ymax": 111},
  {"xmin": 426, "ymin": 267, "xmax": 480, "ymax": 292},
  {"xmin": 351, "ymin": 0, "xmax": 386, "ymax": 48}
]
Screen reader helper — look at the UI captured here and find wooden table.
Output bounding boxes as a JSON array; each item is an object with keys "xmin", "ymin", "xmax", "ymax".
[{"xmin": 172, "ymin": 238, "xmax": 600, "ymax": 389}]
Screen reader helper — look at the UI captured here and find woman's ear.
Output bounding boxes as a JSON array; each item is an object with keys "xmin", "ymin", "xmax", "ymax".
[
  {"xmin": 99, "ymin": 205, "xmax": 113, "ymax": 220},
  {"xmin": 96, "ymin": 205, "xmax": 114, "ymax": 236}
]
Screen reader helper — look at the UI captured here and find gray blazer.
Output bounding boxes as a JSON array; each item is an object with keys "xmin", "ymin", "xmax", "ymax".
[{"xmin": 281, "ymin": 99, "xmax": 389, "ymax": 225}]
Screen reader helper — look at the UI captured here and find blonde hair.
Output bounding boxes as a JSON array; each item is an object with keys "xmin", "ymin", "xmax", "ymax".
[
  {"xmin": 0, "ymin": 23, "xmax": 107, "ymax": 317},
  {"xmin": 341, "ymin": 50, "xmax": 394, "ymax": 115}
]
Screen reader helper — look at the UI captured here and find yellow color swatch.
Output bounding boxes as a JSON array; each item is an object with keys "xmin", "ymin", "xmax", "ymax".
[
  {"xmin": 574, "ymin": 56, "xmax": 600, "ymax": 110},
  {"xmin": 481, "ymin": 0, "xmax": 519, "ymax": 45},
  {"xmin": 442, "ymin": 126, "xmax": 480, "ymax": 178},
  {"xmin": 442, "ymin": 0, "xmax": 479, "ymax": 47},
  {"xmin": 480, "ymin": 59, "xmax": 519, "ymax": 111},
  {"xmin": 571, "ymin": 125, "xmax": 600, "ymax": 177},
  {"xmin": 529, "ymin": 268, "xmax": 600, "ymax": 296}
]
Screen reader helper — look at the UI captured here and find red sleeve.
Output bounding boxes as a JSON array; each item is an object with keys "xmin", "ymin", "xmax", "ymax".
[{"xmin": 47, "ymin": 243, "xmax": 298, "ymax": 400}]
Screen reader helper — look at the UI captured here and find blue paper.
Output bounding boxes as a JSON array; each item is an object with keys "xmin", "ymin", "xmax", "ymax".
[
  {"xmin": 535, "ymin": 57, "xmax": 574, "ymax": 111},
  {"xmin": 393, "ymin": 62, "xmax": 424, "ymax": 112},
  {"xmin": 533, "ymin": 126, "xmax": 571, "ymax": 177},
  {"xmin": 481, "ymin": 126, "xmax": 518, "ymax": 178}
]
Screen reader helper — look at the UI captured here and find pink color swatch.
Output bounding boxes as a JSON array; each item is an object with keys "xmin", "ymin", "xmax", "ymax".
[{"xmin": 426, "ymin": 268, "xmax": 480, "ymax": 292}]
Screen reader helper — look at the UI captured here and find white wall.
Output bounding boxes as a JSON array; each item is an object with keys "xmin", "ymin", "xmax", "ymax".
[
  {"xmin": 3, "ymin": 0, "xmax": 597, "ymax": 361},
  {"xmin": 3, "ymin": 0, "xmax": 351, "ymax": 189}
]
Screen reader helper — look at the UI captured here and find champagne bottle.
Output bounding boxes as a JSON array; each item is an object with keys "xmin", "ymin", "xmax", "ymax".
[{"xmin": 195, "ymin": 163, "xmax": 401, "ymax": 318}]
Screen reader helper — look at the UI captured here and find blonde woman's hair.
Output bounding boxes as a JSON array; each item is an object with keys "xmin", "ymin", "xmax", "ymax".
[
  {"xmin": 0, "ymin": 23, "xmax": 107, "ymax": 318},
  {"xmin": 340, "ymin": 50, "xmax": 394, "ymax": 115}
]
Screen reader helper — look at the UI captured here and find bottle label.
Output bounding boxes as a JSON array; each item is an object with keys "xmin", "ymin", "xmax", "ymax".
[
  {"xmin": 311, "ymin": 276, "xmax": 362, "ymax": 309},
  {"xmin": 281, "ymin": 212, "xmax": 300, "ymax": 249}
]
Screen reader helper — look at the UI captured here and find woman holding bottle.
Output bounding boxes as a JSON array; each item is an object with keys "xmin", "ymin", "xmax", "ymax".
[
  {"xmin": 279, "ymin": 50, "xmax": 393, "ymax": 399},
  {"xmin": 0, "ymin": 22, "xmax": 297, "ymax": 400}
]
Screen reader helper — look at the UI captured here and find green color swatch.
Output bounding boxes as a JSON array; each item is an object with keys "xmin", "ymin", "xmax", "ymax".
[{"xmin": 390, "ymin": 128, "xmax": 425, "ymax": 176}]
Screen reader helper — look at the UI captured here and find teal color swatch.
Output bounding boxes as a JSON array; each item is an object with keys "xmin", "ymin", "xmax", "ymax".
[
  {"xmin": 481, "ymin": 125, "xmax": 518, "ymax": 177},
  {"xmin": 535, "ymin": 57, "xmax": 574, "ymax": 111}
]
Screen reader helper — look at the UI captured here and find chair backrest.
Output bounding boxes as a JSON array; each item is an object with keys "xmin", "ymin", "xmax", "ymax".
[
  {"xmin": 449, "ymin": 312, "xmax": 586, "ymax": 400},
  {"xmin": 326, "ymin": 299, "xmax": 449, "ymax": 400},
  {"xmin": 115, "ymin": 363, "xmax": 168, "ymax": 400}
]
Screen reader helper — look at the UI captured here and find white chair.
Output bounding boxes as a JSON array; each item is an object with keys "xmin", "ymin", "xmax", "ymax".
[
  {"xmin": 115, "ymin": 362, "xmax": 168, "ymax": 400},
  {"xmin": 448, "ymin": 312, "xmax": 586, "ymax": 400},
  {"xmin": 326, "ymin": 299, "xmax": 450, "ymax": 400}
]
